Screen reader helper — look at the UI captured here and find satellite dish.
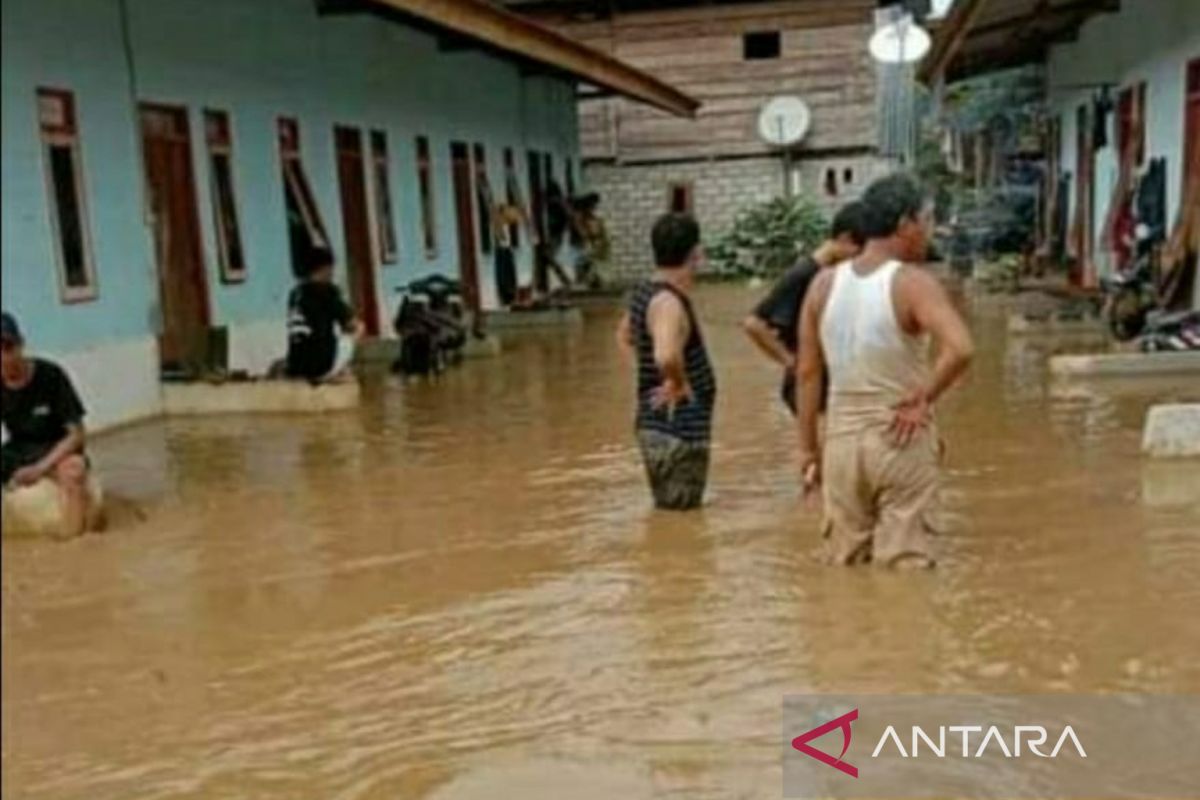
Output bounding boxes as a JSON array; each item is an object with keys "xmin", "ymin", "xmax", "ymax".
[
  {"xmin": 869, "ymin": 15, "xmax": 932, "ymax": 64},
  {"xmin": 757, "ymin": 96, "xmax": 811, "ymax": 148}
]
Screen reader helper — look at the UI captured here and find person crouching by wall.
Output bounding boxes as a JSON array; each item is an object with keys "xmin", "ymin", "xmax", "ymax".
[
  {"xmin": 285, "ymin": 245, "xmax": 364, "ymax": 384},
  {"xmin": 1, "ymin": 312, "xmax": 95, "ymax": 539}
]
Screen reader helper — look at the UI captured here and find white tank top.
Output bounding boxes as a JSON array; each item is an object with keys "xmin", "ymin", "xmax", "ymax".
[{"xmin": 819, "ymin": 260, "xmax": 930, "ymax": 430}]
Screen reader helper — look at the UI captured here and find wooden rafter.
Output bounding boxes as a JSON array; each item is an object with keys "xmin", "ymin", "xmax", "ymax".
[
  {"xmin": 364, "ymin": 0, "xmax": 699, "ymax": 117},
  {"xmin": 919, "ymin": 0, "xmax": 992, "ymax": 84}
]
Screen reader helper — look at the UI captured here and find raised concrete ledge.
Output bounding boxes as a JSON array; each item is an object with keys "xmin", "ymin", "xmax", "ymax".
[
  {"xmin": 1007, "ymin": 313, "xmax": 1103, "ymax": 336},
  {"xmin": 1050, "ymin": 351, "xmax": 1200, "ymax": 377},
  {"xmin": 356, "ymin": 335, "xmax": 501, "ymax": 364},
  {"xmin": 1142, "ymin": 404, "xmax": 1200, "ymax": 458},
  {"xmin": 484, "ymin": 306, "xmax": 583, "ymax": 330},
  {"xmin": 162, "ymin": 379, "xmax": 361, "ymax": 417}
]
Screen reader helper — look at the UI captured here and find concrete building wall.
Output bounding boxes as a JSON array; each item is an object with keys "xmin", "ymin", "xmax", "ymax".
[
  {"xmin": 585, "ymin": 152, "xmax": 889, "ymax": 282},
  {"xmin": 1, "ymin": 0, "xmax": 581, "ymax": 430},
  {"xmin": 1049, "ymin": 0, "xmax": 1199, "ymax": 304}
]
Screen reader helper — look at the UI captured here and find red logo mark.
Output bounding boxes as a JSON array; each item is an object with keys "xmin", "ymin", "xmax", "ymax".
[{"xmin": 791, "ymin": 708, "xmax": 859, "ymax": 778}]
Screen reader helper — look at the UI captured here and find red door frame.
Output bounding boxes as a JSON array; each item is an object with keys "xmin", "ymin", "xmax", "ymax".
[
  {"xmin": 139, "ymin": 103, "xmax": 212, "ymax": 370},
  {"xmin": 450, "ymin": 142, "xmax": 482, "ymax": 312},
  {"xmin": 333, "ymin": 125, "xmax": 381, "ymax": 336}
]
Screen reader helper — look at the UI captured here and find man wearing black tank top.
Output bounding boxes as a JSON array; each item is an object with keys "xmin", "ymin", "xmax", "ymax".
[{"xmin": 616, "ymin": 214, "xmax": 717, "ymax": 510}]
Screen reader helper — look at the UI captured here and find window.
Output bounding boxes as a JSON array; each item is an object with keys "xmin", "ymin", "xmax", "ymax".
[
  {"xmin": 668, "ymin": 182, "xmax": 693, "ymax": 213},
  {"xmin": 504, "ymin": 148, "xmax": 522, "ymax": 248},
  {"xmin": 416, "ymin": 136, "xmax": 437, "ymax": 256},
  {"xmin": 370, "ymin": 130, "xmax": 399, "ymax": 263},
  {"xmin": 204, "ymin": 110, "xmax": 246, "ymax": 283},
  {"xmin": 824, "ymin": 168, "xmax": 838, "ymax": 197},
  {"xmin": 743, "ymin": 31, "xmax": 781, "ymax": 61},
  {"xmin": 473, "ymin": 143, "xmax": 493, "ymax": 255},
  {"xmin": 843, "ymin": 167, "xmax": 854, "ymax": 185},
  {"xmin": 37, "ymin": 88, "xmax": 96, "ymax": 302},
  {"xmin": 277, "ymin": 117, "xmax": 329, "ymax": 275}
]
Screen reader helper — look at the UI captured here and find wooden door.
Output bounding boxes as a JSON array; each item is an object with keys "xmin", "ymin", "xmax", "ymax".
[
  {"xmin": 140, "ymin": 104, "xmax": 210, "ymax": 372},
  {"xmin": 334, "ymin": 126, "xmax": 380, "ymax": 336},
  {"xmin": 450, "ymin": 142, "xmax": 481, "ymax": 312}
]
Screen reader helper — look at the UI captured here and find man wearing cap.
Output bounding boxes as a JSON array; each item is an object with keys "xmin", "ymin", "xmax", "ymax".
[{"xmin": 2, "ymin": 312, "xmax": 93, "ymax": 538}]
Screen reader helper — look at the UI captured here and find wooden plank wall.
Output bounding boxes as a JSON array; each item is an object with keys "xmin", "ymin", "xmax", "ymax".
[{"xmin": 531, "ymin": 0, "xmax": 879, "ymax": 163}]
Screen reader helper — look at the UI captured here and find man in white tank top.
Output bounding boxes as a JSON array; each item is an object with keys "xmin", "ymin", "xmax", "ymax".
[{"xmin": 795, "ymin": 174, "xmax": 974, "ymax": 568}]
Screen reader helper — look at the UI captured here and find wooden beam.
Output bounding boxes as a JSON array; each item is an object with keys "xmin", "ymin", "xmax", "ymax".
[
  {"xmin": 918, "ymin": 0, "xmax": 992, "ymax": 84},
  {"xmin": 363, "ymin": 0, "xmax": 699, "ymax": 117}
]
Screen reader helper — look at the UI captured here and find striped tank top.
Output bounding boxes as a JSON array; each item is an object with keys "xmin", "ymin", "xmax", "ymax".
[{"xmin": 629, "ymin": 281, "xmax": 716, "ymax": 443}]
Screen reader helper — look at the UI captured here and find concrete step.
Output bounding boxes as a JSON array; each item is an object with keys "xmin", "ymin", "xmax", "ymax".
[
  {"xmin": 484, "ymin": 306, "xmax": 583, "ymax": 330},
  {"xmin": 1007, "ymin": 313, "xmax": 1103, "ymax": 336},
  {"xmin": 162, "ymin": 378, "xmax": 361, "ymax": 417},
  {"xmin": 1050, "ymin": 351, "xmax": 1200, "ymax": 377},
  {"xmin": 1142, "ymin": 404, "xmax": 1200, "ymax": 458}
]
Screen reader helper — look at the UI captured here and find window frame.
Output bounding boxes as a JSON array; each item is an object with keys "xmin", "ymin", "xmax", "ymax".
[
  {"xmin": 743, "ymin": 30, "xmax": 782, "ymax": 61},
  {"xmin": 369, "ymin": 129, "xmax": 399, "ymax": 265},
  {"xmin": 204, "ymin": 109, "xmax": 248, "ymax": 284},
  {"xmin": 37, "ymin": 87, "xmax": 98, "ymax": 304},
  {"xmin": 277, "ymin": 116, "xmax": 329, "ymax": 259},
  {"xmin": 416, "ymin": 135, "xmax": 438, "ymax": 258},
  {"xmin": 667, "ymin": 182, "xmax": 694, "ymax": 214}
]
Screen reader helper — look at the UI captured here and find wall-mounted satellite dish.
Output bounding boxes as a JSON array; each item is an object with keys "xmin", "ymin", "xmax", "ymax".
[
  {"xmin": 757, "ymin": 96, "xmax": 811, "ymax": 148},
  {"xmin": 869, "ymin": 14, "xmax": 932, "ymax": 64}
]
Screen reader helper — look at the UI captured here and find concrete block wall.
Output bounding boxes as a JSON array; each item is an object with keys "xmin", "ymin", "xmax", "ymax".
[{"xmin": 585, "ymin": 153, "xmax": 889, "ymax": 283}]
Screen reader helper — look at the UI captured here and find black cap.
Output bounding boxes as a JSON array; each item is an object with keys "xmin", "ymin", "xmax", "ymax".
[{"xmin": 0, "ymin": 312, "xmax": 22, "ymax": 345}]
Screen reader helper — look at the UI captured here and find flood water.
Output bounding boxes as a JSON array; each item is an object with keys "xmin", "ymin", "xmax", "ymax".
[{"xmin": 4, "ymin": 284, "xmax": 1199, "ymax": 799}]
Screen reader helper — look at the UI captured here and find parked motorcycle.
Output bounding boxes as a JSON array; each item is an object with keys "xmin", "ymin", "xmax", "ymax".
[
  {"xmin": 1101, "ymin": 251, "xmax": 1157, "ymax": 342},
  {"xmin": 1138, "ymin": 310, "xmax": 1200, "ymax": 352},
  {"xmin": 1101, "ymin": 248, "xmax": 1200, "ymax": 351},
  {"xmin": 392, "ymin": 275, "xmax": 467, "ymax": 377}
]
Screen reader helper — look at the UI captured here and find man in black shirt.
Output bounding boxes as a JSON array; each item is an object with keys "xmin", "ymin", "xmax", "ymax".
[
  {"xmin": 2, "ymin": 312, "xmax": 93, "ymax": 538},
  {"xmin": 286, "ymin": 246, "xmax": 364, "ymax": 383},
  {"xmin": 742, "ymin": 202, "xmax": 869, "ymax": 413}
]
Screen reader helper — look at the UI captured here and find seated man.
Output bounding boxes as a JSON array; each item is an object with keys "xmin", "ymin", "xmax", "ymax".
[
  {"xmin": 285, "ymin": 245, "xmax": 364, "ymax": 383},
  {"xmin": 1, "ymin": 312, "xmax": 93, "ymax": 539}
]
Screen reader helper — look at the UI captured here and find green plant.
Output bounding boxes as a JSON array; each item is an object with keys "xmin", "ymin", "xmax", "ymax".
[{"xmin": 708, "ymin": 195, "xmax": 829, "ymax": 277}]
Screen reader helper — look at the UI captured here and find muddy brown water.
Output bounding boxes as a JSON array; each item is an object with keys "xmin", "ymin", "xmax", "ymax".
[{"xmin": 3, "ymin": 285, "xmax": 1199, "ymax": 799}]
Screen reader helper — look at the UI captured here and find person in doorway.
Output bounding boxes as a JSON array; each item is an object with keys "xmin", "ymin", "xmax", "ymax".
[
  {"xmin": 1, "ymin": 312, "xmax": 94, "ymax": 538},
  {"xmin": 743, "ymin": 201, "xmax": 869, "ymax": 414},
  {"xmin": 285, "ymin": 245, "xmax": 365, "ymax": 383},
  {"xmin": 796, "ymin": 173, "xmax": 974, "ymax": 568},
  {"xmin": 617, "ymin": 213, "xmax": 717, "ymax": 511},
  {"xmin": 574, "ymin": 192, "xmax": 611, "ymax": 290}
]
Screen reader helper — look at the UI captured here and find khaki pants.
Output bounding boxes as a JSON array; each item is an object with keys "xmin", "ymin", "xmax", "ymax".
[{"xmin": 819, "ymin": 424, "xmax": 939, "ymax": 568}]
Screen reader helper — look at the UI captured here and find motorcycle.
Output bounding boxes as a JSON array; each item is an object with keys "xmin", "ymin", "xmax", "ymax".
[
  {"xmin": 1138, "ymin": 310, "xmax": 1200, "ymax": 352},
  {"xmin": 1101, "ymin": 249, "xmax": 1200, "ymax": 351},
  {"xmin": 1101, "ymin": 251, "xmax": 1157, "ymax": 342},
  {"xmin": 392, "ymin": 275, "xmax": 467, "ymax": 377}
]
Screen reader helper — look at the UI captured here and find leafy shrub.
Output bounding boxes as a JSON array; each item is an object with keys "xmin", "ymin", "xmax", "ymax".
[{"xmin": 707, "ymin": 196, "xmax": 828, "ymax": 277}]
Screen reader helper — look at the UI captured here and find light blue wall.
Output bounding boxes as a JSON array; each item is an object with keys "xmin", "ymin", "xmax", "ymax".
[
  {"xmin": 1, "ymin": 0, "xmax": 581, "ymax": 352},
  {"xmin": 1049, "ymin": 0, "xmax": 1199, "ymax": 288},
  {"xmin": 1, "ymin": 0, "xmax": 157, "ymax": 352}
]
